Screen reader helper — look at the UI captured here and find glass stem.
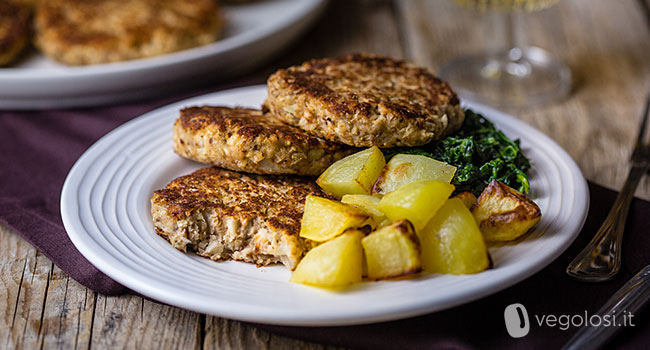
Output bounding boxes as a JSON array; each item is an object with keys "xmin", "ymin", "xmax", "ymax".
[
  {"xmin": 504, "ymin": 11, "xmax": 525, "ymax": 54},
  {"xmin": 503, "ymin": 11, "xmax": 531, "ymax": 77},
  {"xmin": 483, "ymin": 11, "xmax": 530, "ymax": 79}
]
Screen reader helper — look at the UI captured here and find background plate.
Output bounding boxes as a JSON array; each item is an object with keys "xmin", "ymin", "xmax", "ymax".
[
  {"xmin": 61, "ymin": 85, "xmax": 589, "ymax": 326},
  {"xmin": 0, "ymin": 0, "xmax": 326, "ymax": 109}
]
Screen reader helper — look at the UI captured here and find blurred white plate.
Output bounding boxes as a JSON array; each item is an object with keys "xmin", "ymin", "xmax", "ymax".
[
  {"xmin": 61, "ymin": 85, "xmax": 589, "ymax": 326},
  {"xmin": 0, "ymin": 0, "xmax": 326, "ymax": 109}
]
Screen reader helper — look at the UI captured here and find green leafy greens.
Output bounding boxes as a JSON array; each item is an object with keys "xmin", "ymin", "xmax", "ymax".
[{"xmin": 382, "ymin": 110, "xmax": 531, "ymax": 196}]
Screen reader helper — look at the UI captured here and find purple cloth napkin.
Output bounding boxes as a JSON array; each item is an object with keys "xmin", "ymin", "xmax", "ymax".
[
  {"xmin": 0, "ymin": 81, "xmax": 260, "ymax": 295},
  {"xmin": 1, "ymin": 89, "xmax": 650, "ymax": 348}
]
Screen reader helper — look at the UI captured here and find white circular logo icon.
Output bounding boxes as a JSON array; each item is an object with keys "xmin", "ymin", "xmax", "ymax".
[{"xmin": 504, "ymin": 303, "xmax": 530, "ymax": 338}]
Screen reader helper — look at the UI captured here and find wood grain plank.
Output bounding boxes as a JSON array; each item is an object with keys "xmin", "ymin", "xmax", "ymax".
[
  {"xmin": 396, "ymin": 0, "xmax": 650, "ymax": 200},
  {"xmin": 0, "ymin": 223, "xmax": 35, "ymax": 349},
  {"xmin": 6, "ymin": 249, "xmax": 52, "ymax": 349},
  {"xmin": 203, "ymin": 317, "xmax": 343, "ymax": 350},
  {"xmin": 90, "ymin": 296, "xmax": 201, "ymax": 349},
  {"xmin": 203, "ymin": 317, "xmax": 270, "ymax": 350},
  {"xmin": 38, "ymin": 266, "xmax": 95, "ymax": 350}
]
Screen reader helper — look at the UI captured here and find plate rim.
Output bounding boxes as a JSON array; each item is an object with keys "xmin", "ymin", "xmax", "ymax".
[
  {"xmin": 0, "ymin": 0, "xmax": 328, "ymax": 109},
  {"xmin": 61, "ymin": 85, "xmax": 590, "ymax": 326},
  {"xmin": 0, "ymin": 0, "xmax": 327, "ymax": 80}
]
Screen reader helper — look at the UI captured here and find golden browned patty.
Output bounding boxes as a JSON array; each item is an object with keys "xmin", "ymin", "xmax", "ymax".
[
  {"xmin": 266, "ymin": 53, "xmax": 465, "ymax": 148},
  {"xmin": 34, "ymin": 0, "xmax": 224, "ymax": 65},
  {"xmin": 0, "ymin": 0, "xmax": 31, "ymax": 66},
  {"xmin": 174, "ymin": 106, "xmax": 355, "ymax": 176},
  {"xmin": 151, "ymin": 167, "xmax": 324, "ymax": 270}
]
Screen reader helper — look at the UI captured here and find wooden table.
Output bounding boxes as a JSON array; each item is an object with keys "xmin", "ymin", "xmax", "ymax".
[{"xmin": 2, "ymin": 0, "xmax": 649, "ymax": 348}]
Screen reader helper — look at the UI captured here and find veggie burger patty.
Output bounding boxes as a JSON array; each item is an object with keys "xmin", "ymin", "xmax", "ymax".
[
  {"xmin": 151, "ymin": 167, "xmax": 325, "ymax": 270},
  {"xmin": 0, "ymin": 0, "xmax": 31, "ymax": 66},
  {"xmin": 174, "ymin": 106, "xmax": 355, "ymax": 176},
  {"xmin": 34, "ymin": 0, "xmax": 224, "ymax": 65},
  {"xmin": 265, "ymin": 53, "xmax": 465, "ymax": 148}
]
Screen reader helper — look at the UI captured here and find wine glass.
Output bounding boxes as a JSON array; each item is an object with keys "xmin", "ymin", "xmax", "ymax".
[{"xmin": 439, "ymin": 0, "xmax": 571, "ymax": 107}]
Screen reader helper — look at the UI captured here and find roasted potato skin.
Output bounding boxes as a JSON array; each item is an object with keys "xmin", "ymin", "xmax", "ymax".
[
  {"xmin": 453, "ymin": 192, "xmax": 477, "ymax": 209},
  {"xmin": 472, "ymin": 180, "xmax": 541, "ymax": 242},
  {"xmin": 341, "ymin": 194, "xmax": 386, "ymax": 227},
  {"xmin": 377, "ymin": 180, "xmax": 454, "ymax": 231},
  {"xmin": 291, "ymin": 229, "xmax": 364, "ymax": 288},
  {"xmin": 420, "ymin": 198, "xmax": 490, "ymax": 274},
  {"xmin": 371, "ymin": 154, "xmax": 456, "ymax": 195},
  {"xmin": 316, "ymin": 146, "xmax": 385, "ymax": 199},
  {"xmin": 362, "ymin": 220, "xmax": 422, "ymax": 280},
  {"xmin": 300, "ymin": 195, "xmax": 370, "ymax": 242}
]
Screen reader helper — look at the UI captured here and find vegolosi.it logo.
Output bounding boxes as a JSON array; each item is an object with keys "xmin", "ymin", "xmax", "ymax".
[
  {"xmin": 504, "ymin": 303, "xmax": 635, "ymax": 338},
  {"xmin": 504, "ymin": 303, "xmax": 530, "ymax": 338}
]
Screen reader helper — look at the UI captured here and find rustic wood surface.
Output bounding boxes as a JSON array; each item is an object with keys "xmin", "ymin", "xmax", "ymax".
[{"xmin": 2, "ymin": 0, "xmax": 650, "ymax": 348}]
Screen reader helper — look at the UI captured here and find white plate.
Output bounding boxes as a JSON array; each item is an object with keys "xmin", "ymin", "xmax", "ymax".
[
  {"xmin": 61, "ymin": 85, "xmax": 589, "ymax": 326},
  {"xmin": 0, "ymin": 0, "xmax": 326, "ymax": 109}
]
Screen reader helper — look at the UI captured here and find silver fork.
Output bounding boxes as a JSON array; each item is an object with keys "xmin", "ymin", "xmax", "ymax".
[{"xmin": 566, "ymin": 95, "xmax": 650, "ymax": 282}]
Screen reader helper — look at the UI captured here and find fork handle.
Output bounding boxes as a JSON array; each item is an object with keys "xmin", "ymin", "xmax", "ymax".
[
  {"xmin": 563, "ymin": 264, "xmax": 650, "ymax": 350},
  {"xmin": 566, "ymin": 164, "xmax": 650, "ymax": 282}
]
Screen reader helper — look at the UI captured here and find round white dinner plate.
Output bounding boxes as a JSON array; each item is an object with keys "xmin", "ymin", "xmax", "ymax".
[
  {"xmin": 61, "ymin": 85, "xmax": 589, "ymax": 326},
  {"xmin": 0, "ymin": 0, "xmax": 326, "ymax": 109}
]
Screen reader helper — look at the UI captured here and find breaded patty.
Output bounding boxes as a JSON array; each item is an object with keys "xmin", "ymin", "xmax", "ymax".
[
  {"xmin": 0, "ymin": 0, "xmax": 31, "ymax": 66},
  {"xmin": 34, "ymin": 0, "xmax": 223, "ymax": 65},
  {"xmin": 266, "ymin": 54, "xmax": 465, "ymax": 148},
  {"xmin": 174, "ymin": 106, "xmax": 355, "ymax": 176},
  {"xmin": 151, "ymin": 167, "xmax": 324, "ymax": 270}
]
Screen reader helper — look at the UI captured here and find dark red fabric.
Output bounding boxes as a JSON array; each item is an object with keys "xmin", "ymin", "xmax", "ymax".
[
  {"xmin": 0, "ymin": 80, "xmax": 261, "ymax": 295},
  {"xmin": 1, "ymin": 88, "xmax": 649, "ymax": 348}
]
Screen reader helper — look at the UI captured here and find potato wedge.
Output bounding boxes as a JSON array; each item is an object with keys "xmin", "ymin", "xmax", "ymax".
[
  {"xmin": 472, "ymin": 180, "xmax": 541, "ymax": 242},
  {"xmin": 362, "ymin": 220, "xmax": 421, "ymax": 280},
  {"xmin": 372, "ymin": 154, "xmax": 456, "ymax": 195},
  {"xmin": 420, "ymin": 198, "xmax": 490, "ymax": 274},
  {"xmin": 453, "ymin": 192, "xmax": 477, "ymax": 209},
  {"xmin": 377, "ymin": 180, "xmax": 454, "ymax": 231},
  {"xmin": 291, "ymin": 230, "xmax": 364, "ymax": 288},
  {"xmin": 341, "ymin": 194, "xmax": 386, "ymax": 227},
  {"xmin": 317, "ymin": 146, "xmax": 386, "ymax": 199},
  {"xmin": 300, "ymin": 195, "xmax": 369, "ymax": 242}
]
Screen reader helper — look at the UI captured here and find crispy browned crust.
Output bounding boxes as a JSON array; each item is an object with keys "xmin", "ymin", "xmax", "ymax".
[
  {"xmin": 34, "ymin": 0, "xmax": 224, "ymax": 65},
  {"xmin": 151, "ymin": 167, "xmax": 328, "ymax": 269},
  {"xmin": 179, "ymin": 107, "xmax": 331, "ymax": 149},
  {"xmin": 153, "ymin": 167, "xmax": 325, "ymax": 234},
  {"xmin": 392, "ymin": 220, "xmax": 420, "ymax": 254},
  {"xmin": 0, "ymin": 0, "xmax": 31, "ymax": 66},
  {"xmin": 265, "ymin": 53, "xmax": 465, "ymax": 147},
  {"xmin": 452, "ymin": 191, "xmax": 478, "ymax": 209},
  {"xmin": 174, "ymin": 106, "xmax": 355, "ymax": 176},
  {"xmin": 471, "ymin": 180, "xmax": 541, "ymax": 242},
  {"xmin": 365, "ymin": 220, "xmax": 422, "ymax": 281},
  {"xmin": 473, "ymin": 180, "xmax": 541, "ymax": 227}
]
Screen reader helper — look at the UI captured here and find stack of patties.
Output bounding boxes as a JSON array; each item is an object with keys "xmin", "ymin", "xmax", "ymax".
[
  {"xmin": 0, "ymin": 0, "xmax": 224, "ymax": 67},
  {"xmin": 152, "ymin": 53, "xmax": 464, "ymax": 270}
]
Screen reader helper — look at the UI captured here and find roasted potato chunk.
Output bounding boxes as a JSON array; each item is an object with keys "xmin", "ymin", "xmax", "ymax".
[
  {"xmin": 377, "ymin": 180, "xmax": 455, "ymax": 231},
  {"xmin": 341, "ymin": 194, "xmax": 386, "ymax": 227},
  {"xmin": 372, "ymin": 154, "xmax": 456, "ymax": 195},
  {"xmin": 472, "ymin": 180, "xmax": 541, "ymax": 242},
  {"xmin": 317, "ymin": 146, "xmax": 386, "ymax": 199},
  {"xmin": 454, "ymin": 192, "xmax": 477, "ymax": 209},
  {"xmin": 362, "ymin": 220, "xmax": 421, "ymax": 280},
  {"xmin": 300, "ymin": 195, "xmax": 370, "ymax": 242},
  {"xmin": 420, "ymin": 198, "xmax": 490, "ymax": 274},
  {"xmin": 291, "ymin": 230, "xmax": 364, "ymax": 288}
]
